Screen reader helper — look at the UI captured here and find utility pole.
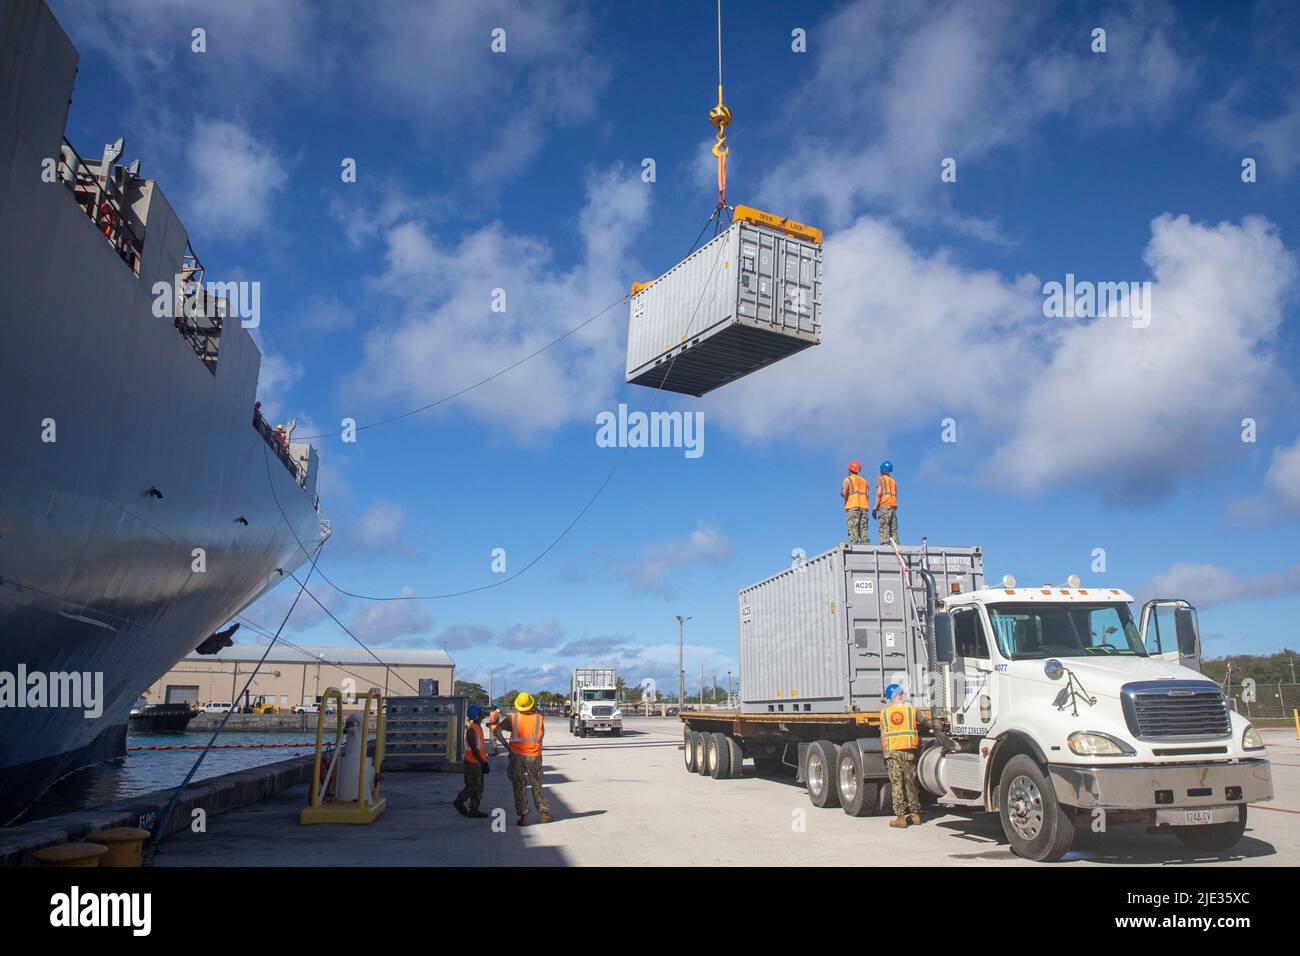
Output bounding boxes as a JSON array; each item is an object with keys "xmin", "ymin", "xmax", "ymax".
[
  {"xmin": 700, "ymin": 664, "xmax": 705, "ymax": 708},
  {"xmin": 676, "ymin": 615, "xmax": 691, "ymax": 707},
  {"xmin": 489, "ymin": 669, "xmax": 494, "ymax": 704}
]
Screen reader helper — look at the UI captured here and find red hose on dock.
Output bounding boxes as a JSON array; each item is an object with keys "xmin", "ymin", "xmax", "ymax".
[{"xmin": 127, "ymin": 742, "xmax": 321, "ymax": 751}]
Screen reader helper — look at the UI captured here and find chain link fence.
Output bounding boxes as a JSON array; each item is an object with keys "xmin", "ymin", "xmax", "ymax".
[{"xmin": 1224, "ymin": 680, "xmax": 1300, "ymax": 721}]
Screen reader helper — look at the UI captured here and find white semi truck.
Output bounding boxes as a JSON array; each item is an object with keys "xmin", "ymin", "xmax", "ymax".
[
  {"xmin": 680, "ymin": 544, "xmax": 1273, "ymax": 861},
  {"xmin": 570, "ymin": 666, "xmax": 623, "ymax": 738}
]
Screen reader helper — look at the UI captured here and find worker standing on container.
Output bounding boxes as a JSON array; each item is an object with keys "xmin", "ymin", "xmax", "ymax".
[
  {"xmin": 875, "ymin": 460, "xmax": 899, "ymax": 545},
  {"xmin": 881, "ymin": 683, "xmax": 929, "ymax": 828},
  {"xmin": 842, "ymin": 461, "xmax": 871, "ymax": 545},
  {"xmin": 493, "ymin": 692, "xmax": 553, "ymax": 826},
  {"xmin": 453, "ymin": 704, "xmax": 490, "ymax": 819},
  {"xmin": 486, "ymin": 700, "xmax": 502, "ymax": 756}
]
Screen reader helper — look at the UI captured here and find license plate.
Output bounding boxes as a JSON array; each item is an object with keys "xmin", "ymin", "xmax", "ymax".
[{"xmin": 1183, "ymin": 809, "xmax": 1214, "ymax": 826}]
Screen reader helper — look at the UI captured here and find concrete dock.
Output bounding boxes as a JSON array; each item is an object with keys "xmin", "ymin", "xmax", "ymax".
[{"xmin": 150, "ymin": 719, "xmax": 1300, "ymax": 867}]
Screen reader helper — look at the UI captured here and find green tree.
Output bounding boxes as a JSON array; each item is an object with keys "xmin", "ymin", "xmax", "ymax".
[{"xmin": 454, "ymin": 681, "xmax": 489, "ymax": 705}]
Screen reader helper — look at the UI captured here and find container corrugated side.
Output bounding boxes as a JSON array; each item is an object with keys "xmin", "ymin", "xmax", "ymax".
[
  {"xmin": 738, "ymin": 544, "xmax": 983, "ymax": 714},
  {"xmin": 739, "ymin": 548, "xmax": 846, "ymax": 709},
  {"xmin": 626, "ymin": 225, "xmax": 739, "ymax": 378},
  {"xmin": 574, "ymin": 667, "xmax": 616, "ymax": 688},
  {"xmin": 625, "ymin": 220, "xmax": 822, "ymax": 396}
]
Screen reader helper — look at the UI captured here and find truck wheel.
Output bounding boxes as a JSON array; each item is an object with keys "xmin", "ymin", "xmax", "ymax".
[
  {"xmin": 612, "ymin": 727, "xmax": 622, "ymax": 737},
  {"xmin": 804, "ymin": 740, "xmax": 841, "ymax": 809},
  {"xmin": 708, "ymin": 732, "xmax": 732, "ymax": 779},
  {"xmin": 694, "ymin": 731, "xmax": 710, "ymax": 775},
  {"xmin": 1174, "ymin": 808, "xmax": 1247, "ymax": 852},
  {"xmin": 998, "ymin": 755, "xmax": 1075, "ymax": 862},
  {"xmin": 577, "ymin": 722, "xmax": 587, "ymax": 738},
  {"xmin": 724, "ymin": 735, "xmax": 744, "ymax": 778},
  {"xmin": 684, "ymin": 730, "xmax": 699, "ymax": 773},
  {"xmin": 836, "ymin": 744, "xmax": 878, "ymax": 817}
]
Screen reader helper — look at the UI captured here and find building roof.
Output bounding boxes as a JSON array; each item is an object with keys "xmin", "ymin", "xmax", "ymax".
[{"xmin": 184, "ymin": 643, "xmax": 455, "ymax": 667}]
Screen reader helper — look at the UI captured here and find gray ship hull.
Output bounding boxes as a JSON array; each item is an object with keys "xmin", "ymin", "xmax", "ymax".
[{"xmin": 0, "ymin": 1, "xmax": 326, "ymax": 823}]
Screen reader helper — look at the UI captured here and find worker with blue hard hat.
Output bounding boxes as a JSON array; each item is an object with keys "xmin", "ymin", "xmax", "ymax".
[
  {"xmin": 486, "ymin": 700, "xmax": 502, "ymax": 755},
  {"xmin": 453, "ymin": 703, "xmax": 491, "ymax": 819},
  {"xmin": 874, "ymin": 460, "xmax": 899, "ymax": 546},
  {"xmin": 880, "ymin": 682, "xmax": 930, "ymax": 828}
]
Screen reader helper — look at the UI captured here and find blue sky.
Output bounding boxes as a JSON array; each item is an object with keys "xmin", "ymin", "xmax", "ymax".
[{"xmin": 52, "ymin": 0, "xmax": 1300, "ymax": 693}]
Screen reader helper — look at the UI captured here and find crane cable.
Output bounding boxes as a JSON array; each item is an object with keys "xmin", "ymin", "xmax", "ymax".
[{"xmin": 708, "ymin": 0, "xmax": 732, "ymax": 211}]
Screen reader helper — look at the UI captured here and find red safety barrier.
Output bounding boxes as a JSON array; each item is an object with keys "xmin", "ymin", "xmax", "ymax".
[{"xmin": 127, "ymin": 742, "xmax": 321, "ymax": 751}]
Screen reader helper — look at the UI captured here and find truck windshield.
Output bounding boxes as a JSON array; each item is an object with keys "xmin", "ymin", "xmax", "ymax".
[
  {"xmin": 583, "ymin": 690, "xmax": 616, "ymax": 701},
  {"xmin": 987, "ymin": 603, "xmax": 1147, "ymax": 660}
]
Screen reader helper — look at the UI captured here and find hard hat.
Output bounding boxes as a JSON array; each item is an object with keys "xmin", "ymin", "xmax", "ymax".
[
  {"xmin": 491, "ymin": 700, "xmax": 501, "ymax": 708},
  {"xmin": 848, "ymin": 460, "xmax": 862, "ymax": 474},
  {"xmin": 880, "ymin": 459, "xmax": 893, "ymax": 474},
  {"xmin": 515, "ymin": 691, "xmax": 535, "ymax": 711},
  {"xmin": 884, "ymin": 683, "xmax": 902, "ymax": 701},
  {"xmin": 467, "ymin": 704, "xmax": 482, "ymax": 719}
]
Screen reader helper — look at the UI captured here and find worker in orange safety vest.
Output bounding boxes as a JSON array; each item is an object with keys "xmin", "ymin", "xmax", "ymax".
[
  {"xmin": 492, "ymin": 692, "xmax": 553, "ymax": 827},
  {"xmin": 874, "ymin": 460, "xmax": 899, "ymax": 545},
  {"xmin": 842, "ymin": 460, "xmax": 871, "ymax": 545},
  {"xmin": 880, "ymin": 683, "xmax": 931, "ymax": 828}
]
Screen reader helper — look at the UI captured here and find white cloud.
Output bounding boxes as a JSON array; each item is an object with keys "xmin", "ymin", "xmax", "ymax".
[
  {"xmin": 618, "ymin": 520, "xmax": 732, "ymax": 595},
  {"xmin": 1138, "ymin": 561, "xmax": 1300, "ymax": 610},
  {"xmin": 757, "ymin": 1, "xmax": 1195, "ymax": 231},
  {"xmin": 187, "ymin": 118, "xmax": 289, "ymax": 236},
  {"xmin": 1229, "ymin": 436, "xmax": 1300, "ymax": 524},
  {"xmin": 987, "ymin": 214, "xmax": 1295, "ymax": 496},
  {"xmin": 343, "ymin": 166, "xmax": 649, "ymax": 436},
  {"xmin": 348, "ymin": 586, "xmax": 434, "ymax": 643},
  {"xmin": 708, "ymin": 213, "xmax": 1296, "ymax": 502}
]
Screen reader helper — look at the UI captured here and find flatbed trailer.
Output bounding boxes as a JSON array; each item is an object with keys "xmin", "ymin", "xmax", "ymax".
[{"xmin": 677, "ymin": 708, "xmax": 931, "ymax": 816}]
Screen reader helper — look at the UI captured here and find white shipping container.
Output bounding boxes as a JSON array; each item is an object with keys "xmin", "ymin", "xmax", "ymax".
[{"xmin": 625, "ymin": 214, "xmax": 821, "ymax": 396}]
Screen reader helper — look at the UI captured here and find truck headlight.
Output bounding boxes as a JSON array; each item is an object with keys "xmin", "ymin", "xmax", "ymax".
[
  {"xmin": 1067, "ymin": 731, "xmax": 1135, "ymax": 756},
  {"xmin": 1242, "ymin": 725, "xmax": 1266, "ymax": 751}
]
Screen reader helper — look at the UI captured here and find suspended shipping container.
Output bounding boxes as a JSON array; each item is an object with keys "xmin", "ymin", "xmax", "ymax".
[{"xmin": 625, "ymin": 205, "xmax": 822, "ymax": 397}]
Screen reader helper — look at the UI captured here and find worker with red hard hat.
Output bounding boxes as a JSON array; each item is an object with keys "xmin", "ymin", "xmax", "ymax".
[{"xmin": 842, "ymin": 460, "xmax": 870, "ymax": 545}]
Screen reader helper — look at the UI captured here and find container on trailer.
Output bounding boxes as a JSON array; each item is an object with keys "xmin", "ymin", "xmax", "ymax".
[
  {"xmin": 625, "ymin": 205, "xmax": 822, "ymax": 397},
  {"xmin": 738, "ymin": 544, "xmax": 983, "ymax": 714},
  {"xmin": 573, "ymin": 667, "xmax": 616, "ymax": 690}
]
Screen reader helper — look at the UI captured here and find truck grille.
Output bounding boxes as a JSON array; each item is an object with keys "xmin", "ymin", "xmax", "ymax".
[
  {"xmin": 1121, "ymin": 681, "xmax": 1232, "ymax": 740},
  {"xmin": 591, "ymin": 706, "xmax": 614, "ymax": 718}
]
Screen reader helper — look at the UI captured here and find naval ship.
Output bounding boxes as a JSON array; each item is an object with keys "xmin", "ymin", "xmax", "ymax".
[{"xmin": 0, "ymin": 1, "xmax": 329, "ymax": 823}]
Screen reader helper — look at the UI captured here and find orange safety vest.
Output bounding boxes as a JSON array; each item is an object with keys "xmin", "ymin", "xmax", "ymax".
[
  {"xmin": 465, "ymin": 722, "xmax": 487, "ymax": 764},
  {"xmin": 486, "ymin": 708, "xmax": 500, "ymax": 729},
  {"xmin": 844, "ymin": 473, "xmax": 870, "ymax": 511},
  {"xmin": 881, "ymin": 703, "xmax": 919, "ymax": 752},
  {"xmin": 876, "ymin": 474, "xmax": 898, "ymax": 508},
  {"xmin": 509, "ymin": 711, "xmax": 544, "ymax": 758}
]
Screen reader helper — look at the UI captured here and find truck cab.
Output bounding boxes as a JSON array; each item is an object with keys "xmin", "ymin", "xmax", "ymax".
[
  {"xmin": 570, "ymin": 667, "xmax": 623, "ymax": 738},
  {"xmin": 923, "ymin": 581, "xmax": 1272, "ymax": 860}
]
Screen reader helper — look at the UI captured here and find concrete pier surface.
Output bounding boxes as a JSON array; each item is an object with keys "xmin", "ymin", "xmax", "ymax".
[{"xmin": 152, "ymin": 719, "xmax": 1300, "ymax": 867}]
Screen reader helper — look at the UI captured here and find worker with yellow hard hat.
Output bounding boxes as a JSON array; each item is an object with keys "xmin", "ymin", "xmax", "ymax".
[{"xmin": 492, "ymin": 691, "xmax": 553, "ymax": 826}]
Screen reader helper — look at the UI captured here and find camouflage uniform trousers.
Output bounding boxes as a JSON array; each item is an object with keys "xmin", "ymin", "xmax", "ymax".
[
  {"xmin": 885, "ymin": 750, "xmax": 921, "ymax": 816},
  {"xmin": 877, "ymin": 505, "xmax": 898, "ymax": 545},
  {"xmin": 456, "ymin": 762, "xmax": 484, "ymax": 811},
  {"xmin": 507, "ymin": 754, "xmax": 551, "ymax": 817},
  {"xmin": 845, "ymin": 507, "xmax": 871, "ymax": 544}
]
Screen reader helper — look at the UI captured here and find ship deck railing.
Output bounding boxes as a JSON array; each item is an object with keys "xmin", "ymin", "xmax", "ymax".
[
  {"xmin": 57, "ymin": 138, "xmax": 144, "ymax": 277},
  {"xmin": 254, "ymin": 412, "xmax": 309, "ymax": 489}
]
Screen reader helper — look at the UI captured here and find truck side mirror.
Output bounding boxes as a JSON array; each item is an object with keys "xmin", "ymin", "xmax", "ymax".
[
  {"xmin": 1174, "ymin": 606, "xmax": 1200, "ymax": 658},
  {"xmin": 932, "ymin": 612, "xmax": 955, "ymax": 664}
]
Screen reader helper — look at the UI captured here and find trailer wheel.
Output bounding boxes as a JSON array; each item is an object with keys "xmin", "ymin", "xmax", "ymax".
[
  {"xmin": 804, "ymin": 740, "xmax": 841, "ymax": 808},
  {"xmin": 708, "ymin": 732, "xmax": 732, "ymax": 779},
  {"xmin": 724, "ymin": 735, "xmax": 744, "ymax": 778},
  {"xmin": 1174, "ymin": 808, "xmax": 1247, "ymax": 853},
  {"xmin": 836, "ymin": 743, "xmax": 879, "ymax": 817},
  {"xmin": 694, "ymin": 730, "xmax": 710, "ymax": 775},
  {"xmin": 998, "ymin": 755, "xmax": 1076, "ymax": 862},
  {"xmin": 684, "ymin": 729, "xmax": 699, "ymax": 773}
]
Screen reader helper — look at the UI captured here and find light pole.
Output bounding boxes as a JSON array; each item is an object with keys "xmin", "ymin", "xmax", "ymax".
[{"xmin": 676, "ymin": 614, "xmax": 691, "ymax": 708}]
